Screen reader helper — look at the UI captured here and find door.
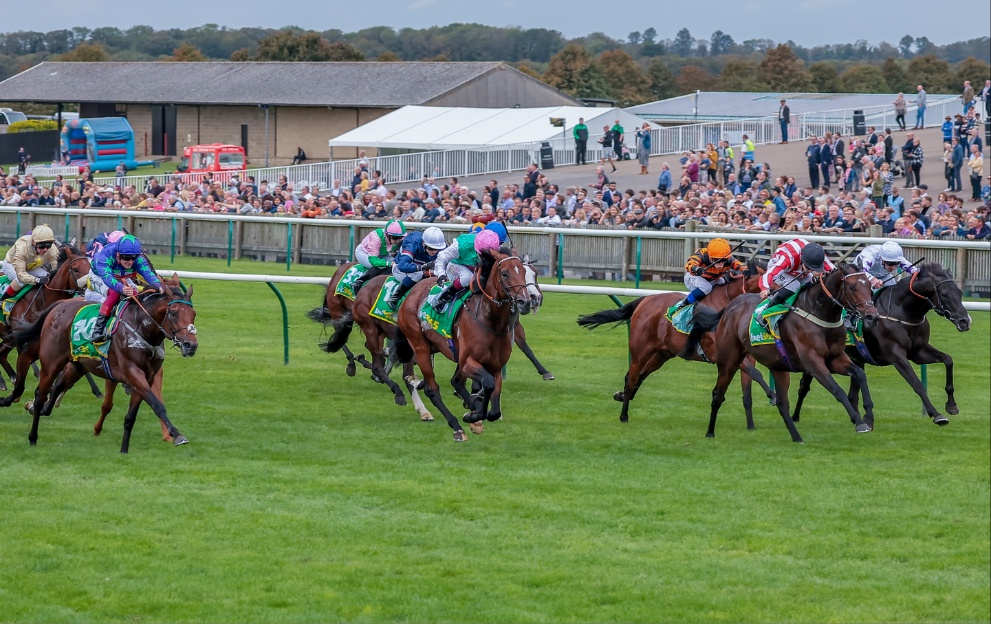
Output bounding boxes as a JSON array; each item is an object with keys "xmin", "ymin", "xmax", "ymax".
[
  {"xmin": 150, "ymin": 106, "xmax": 178, "ymax": 156},
  {"xmin": 241, "ymin": 124, "xmax": 249, "ymax": 157}
]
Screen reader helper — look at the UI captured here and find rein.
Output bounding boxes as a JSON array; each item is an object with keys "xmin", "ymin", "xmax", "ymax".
[
  {"xmin": 126, "ymin": 291, "xmax": 196, "ymax": 350},
  {"xmin": 907, "ymin": 270, "xmax": 957, "ymax": 319},
  {"xmin": 43, "ymin": 255, "xmax": 90, "ymax": 296},
  {"xmin": 472, "ymin": 255, "xmax": 528, "ymax": 310},
  {"xmin": 794, "ymin": 270, "xmax": 871, "ymax": 327}
]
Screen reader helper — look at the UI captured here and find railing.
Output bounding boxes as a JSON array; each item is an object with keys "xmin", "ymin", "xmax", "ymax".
[{"xmin": 5, "ymin": 206, "xmax": 989, "ymax": 296}]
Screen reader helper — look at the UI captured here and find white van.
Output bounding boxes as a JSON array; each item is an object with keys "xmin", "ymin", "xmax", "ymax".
[{"xmin": 0, "ymin": 108, "xmax": 28, "ymax": 133}]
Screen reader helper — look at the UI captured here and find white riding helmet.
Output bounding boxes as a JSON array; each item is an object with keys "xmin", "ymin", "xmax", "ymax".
[
  {"xmin": 880, "ymin": 241, "xmax": 904, "ymax": 263},
  {"xmin": 421, "ymin": 227, "xmax": 447, "ymax": 250}
]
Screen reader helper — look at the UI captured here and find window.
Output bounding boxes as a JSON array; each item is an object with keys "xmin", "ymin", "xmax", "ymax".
[{"xmin": 219, "ymin": 152, "xmax": 245, "ymax": 169}]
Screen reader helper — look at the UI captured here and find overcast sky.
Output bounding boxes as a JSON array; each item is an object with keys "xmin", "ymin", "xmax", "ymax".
[{"xmin": 12, "ymin": 0, "xmax": 991, "ymax": 48}]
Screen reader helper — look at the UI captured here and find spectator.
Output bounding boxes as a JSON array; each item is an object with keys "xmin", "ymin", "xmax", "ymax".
[
  {"xmin": 965, "ymin": 216, "xmax": 989, "ymax": 240},
  {"xmin": 291, "ymin": 146, "xmax": 307, "ymax": 165}
]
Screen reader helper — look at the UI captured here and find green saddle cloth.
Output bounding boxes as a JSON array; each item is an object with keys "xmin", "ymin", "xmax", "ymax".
[
  {"xmin": 417, "ymin": 285, "xmax": 473, "ymax": 339},
  {"xmin": 334, "ymin": 264, "xmax": 369, "ymax": 301},
  {"xmin": 845, "ymin": 316, "xmax": 864, "ymax": 347},
  {"xmin": 664, "ymin": 301, "xmax": 696, "ymax": 334},
  {"xmin": 368, "ymin": 277, "xmax": 411, "ymax": 325},
  {"xmin": 70, "ymin": 303, "xmax": 122, "ymax": 361},
  {"xmin": 0, "ymin": 276, "xmax": 35, "ymax": 324},
  {"xmin": 749, "ymin": 291, "xmax": 800, "ymax": 345}
]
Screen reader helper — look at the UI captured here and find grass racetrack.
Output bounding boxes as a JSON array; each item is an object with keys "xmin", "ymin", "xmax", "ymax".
[{"xmin": 0, "ymin": 257, "xmax": 988, "ymax": 623}]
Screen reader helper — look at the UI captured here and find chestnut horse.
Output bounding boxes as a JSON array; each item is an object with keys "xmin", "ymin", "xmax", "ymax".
[
  {"xmin": 394, "ymin": 250, "xmax": 531, "ymax": 441},
  {"xmin": 9, "ymin": 282, "xmax": 198, "ymax": 453},
  {"xmin": 684, "ymin": 263, "xmax": 878, "ymax": 442},
  {"xmin": 307, "ymin": 262, "xmax": 364, "ymax": 376},
  {"xmin": 576, "ymin": 267, "xmax": 773, "ymax": 428}
]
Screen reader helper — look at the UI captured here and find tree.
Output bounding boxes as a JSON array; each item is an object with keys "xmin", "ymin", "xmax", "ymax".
[
  {"xmin": 839, "ymin": 64, "xmax": 888, "ymax": 93},
  {"xmin": 709, "ymin": 30, "xmax": 735, "ymax": 56},
  {"xmin": 514, "ymin": 61, "xmax": 540, "ymax": 79},
  {"xmin": 719, "ymin": 58, "xmax": 768, "ymax": 91},
  {"xmin": 907, "ymin": 54, "xmax": 953, "ymax": 92},
  {"xmin": 542, "ymin": 44, "xmax": 610, "ymax": 99},
  {"xmin": 56, "ymin": 42, "xmax": 109, "ymax": 62},
  {"xmin": 808, "ymin": 61, "xmax": 841, "ymax": 92},
  {"xmin": 646, "ymin": 58, "xmax": 676, "ymax": 100},
  {"xmin": 230, "ymin": 48, "xmax": 251, "ymax": 62},
  {"xmin": 253, "ymin": 31, "xmax": 363, "ymax": 62},
  {"xmin": 759, "ymin": 44, "xmax": 811, "ymax": 91},
  {"xmin": 628, "ymin": 31, "xmax": 642, "ymax": 47},
  {"xmin": 898, "ymin": 35, "xmax": 915, "ymax": 57},
  {"xmin": 913, "ymin": 36, "xmax": 936, "ymax": 57},
  {"xmin": 675, "ymin": 65, "xmax": 718, "ymax": 94},
  {"xmin": 673, "ymin": 28, "xmax": 694, "ymax": 57},
  {"xmin": 377, "ymin": 50, "xmax": 401, "ymax": 62},
  {"xmin": 641, "ymin": 28, "xmax": 657, "ymax": 45},
  {"xmin": 882, "ymin": 57, "xmax": 910, "ymax": 93},
  {"xmin": 598, "ymin": 49, "xmax": 651, "ymax": 106},
  {"xmin": 169, "ymin": 43, "xmax": 207, "ymax": 62},
  {"xmin": 955, "ymin": 57, "xmax": 991, "ymax": 94}
]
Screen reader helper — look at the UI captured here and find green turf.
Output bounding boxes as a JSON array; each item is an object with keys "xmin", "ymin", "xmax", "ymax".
[{"xmin": 0, "ymin": 256, "xmax": 987, "ymax": 623}]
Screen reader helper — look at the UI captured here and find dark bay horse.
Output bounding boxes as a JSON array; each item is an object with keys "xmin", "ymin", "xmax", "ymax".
[
  {"xmin": 307, "ymin": 262, "xmax": 364, "ymax": 376},
  {"xmin": 0, "ymin": 242, "xmax": 96, "ymax": 401},
  {"xmin": 791, "ymin": 262, "xmax": 971, "ymax": 427},
  {"xmin": 576, "ymin": 269, "xmax": 774, "ymax": 428},
  {"xmin": 395, "ymin": 250, "xmax": 531, "ymax": 441},
  {"xmin": 684, "ymin": 263, "xmax": 878, "ymax": 442},
  {"xmin": 9, "ymin": 283, "xmax": 198, "ymax": 453},
  {"xmin": 350, "ymin": 274, "xmax": 433, "ymax": 421}
]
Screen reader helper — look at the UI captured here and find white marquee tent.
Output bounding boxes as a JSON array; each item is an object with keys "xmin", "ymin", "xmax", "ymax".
[{"xmin": 327, "ymin": 105, "xmax": 654, "ymax": 152}]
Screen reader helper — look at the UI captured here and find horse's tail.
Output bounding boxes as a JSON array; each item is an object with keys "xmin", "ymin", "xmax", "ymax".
[
  {"xmin": 8, "ymin": 302, "xmax": 60, "ymax": 350},
  {"xmin": 576, "ymin": 297, "xmax": 645, "ymax": 330},
  {"xmin": 307, "ymin": 301, "xmax": 333, "ymax": 325},
  {"xmin": 319, "ymin": 311, "xmax": 353, "ymax": 353},
  {"xmin": 679, "ymin": 306, "xmax": 725, "ymax": 360},
  {"xmin": 393, "ymin": 329, "xmax": 414, "ymax": 364}
]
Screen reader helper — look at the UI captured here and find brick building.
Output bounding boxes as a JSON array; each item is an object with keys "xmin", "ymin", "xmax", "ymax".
[{"xmin": 0, "ymin": 61, "xmax": 580, "ymax": 165}]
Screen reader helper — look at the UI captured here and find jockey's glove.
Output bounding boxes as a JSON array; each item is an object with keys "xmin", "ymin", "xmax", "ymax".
[
  {"xmin": 436, "ymin": 275, "xmax": 448, "ymax": 286},
  {"xmin": 421, "ymin": 260, "xmax": 435, "ymax": 271},
  {"xmin": 36, "ymin": 275, "xmax": 50, "ymax": 285},
  {"xmin": 691, "ymin": 266, "xmax": 705, "ymax": 276}
]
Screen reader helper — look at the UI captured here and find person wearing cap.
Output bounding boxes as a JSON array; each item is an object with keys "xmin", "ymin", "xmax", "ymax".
[
  {"xmin": 387, "ymin": 226, "xmax": 448, "ymax": 308},
  {"xmin": 757, "ymin": 238, "xmax": 835, "ymax": 330},
  {"xmin": 673, "ymin": 238, "xmax": 747, "ymax": 312},
  {"xmin": 1, "ymin": 224, "xmax": 60, "ymax": 301},
  {"xmin": 351, "ymin": 219, "xmax": 407, "ymax": 295}
]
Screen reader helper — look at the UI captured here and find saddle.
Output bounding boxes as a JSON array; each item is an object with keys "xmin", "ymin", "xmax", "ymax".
[
  {"xmin": 70, "ymin": 302, "xmax": 128, "ymax": 360},
  {"xmin": 418, "ymin": 285, "xmax": 472, "ymax": 338}
]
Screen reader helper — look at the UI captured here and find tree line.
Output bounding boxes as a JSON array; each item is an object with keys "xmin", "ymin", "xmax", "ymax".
[{"xmin": 1, "ymin": 24, "xmax": 988, "ymax": 109}]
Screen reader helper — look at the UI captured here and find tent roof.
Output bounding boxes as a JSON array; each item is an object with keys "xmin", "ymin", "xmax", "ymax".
[{"xmin": 328, "ymin": 106, "xmax": 653, "ymax": 150}]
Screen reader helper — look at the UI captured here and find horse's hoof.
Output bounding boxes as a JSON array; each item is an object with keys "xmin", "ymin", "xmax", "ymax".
[
  {"xmin": 394, "ymin": 395, "xmax": 407, "ymax": 407},
  {"xmin": 453, "ymin": 430, "xmax": 468, "ymax": 442},
  {"xmin": 462, "ymin": 411, "xmax": 482, "ymax": 424},
  {"xmin": 486, "ymin": 413, "xmax": 502, "ymax": 422},
  {"xmin": 173, "ymin": 435, "xmax": 189, "ymax": 446},
  {"xmin": 419, "ymin": 412, "xmax": 434, "ymax": 422},
  {"xmin": 345, "ymin": 363, "xmax": 356, "ymax": 377},
  {"xmin": 705, "ymin": 432, "xmax": 715, "ymax": 438},
  {"xmin": 613, "ymin": 391, "xmax": 625, "ymax": 402},
  {"xmin": 945, "ymin": 404, "xmax": 959, "ymax": 415},
  {"xmin": 469, "ymin": 422, "xmax": 484, "ymax": 435},
  {"xmin": 747, "ymin": 425, "xmax": 757, "ymax": 431},
  {"xmin": 933, "ymin": 415, "xmax": 950, "ymax": 426},
  {"xmin": 855, "ymin": 423, "xmax": 872, "ymax": 433},
  {"xmin": 23, "ymin": 400, "xmax": 33, "ymax": 412},
  {"xmin": 542, "ymin": 372, "xmax": 555, "ymax": 381}
]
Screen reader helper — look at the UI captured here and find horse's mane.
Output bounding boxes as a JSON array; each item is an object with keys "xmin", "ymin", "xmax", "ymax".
[
  {"xmin": 56, "ymin": 243, "xmax": 86, "ymax": 266},
  {"xmin": 746, "ymin": 258, "xmax": 768, "ymax": 274},
  {"xmin": 918, "ymin": 261, "xmax": 950, "ymax": 279}
]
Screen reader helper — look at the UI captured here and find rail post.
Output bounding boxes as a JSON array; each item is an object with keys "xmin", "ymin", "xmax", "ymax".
[
  {"xmin": 266, "ymin": 282, "xmax": 290, "ymax": 365},
  {"xmin": 170, "ymin": 218, "xmax": 176, "ymax": 263},
  {"xmin": 227, "ymin": 220, "xmax": 234, "ymax": 267},
  {"xmin": 15, "ymin": 211, "xmax": 21, "ymax": 237},
  {"xmin": 348, "ymin": 225, "xmax": 356, "ymax": 261},
  {"xmin": 64, "ymin": 213, "xmax": 71, "ymax": 241},
  {"xmin": 286, "ymin": 223, "xmax": 293, "ymax": 271},
  {"xmin": 556, "ymin": 232, "xmax": 564, "ymax": 285},
  {"xmin": 635, "ymin": 236, "xmax": 642, "ymax": 289}
]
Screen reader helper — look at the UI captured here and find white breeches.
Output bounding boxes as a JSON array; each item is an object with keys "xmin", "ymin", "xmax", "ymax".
[
  {"xmin": 391, "ymin": 264, "xmax": 425, "ymax": 283},
  {"xmin": 2, "ymin": 262, "xmax": 46, "ymax": 287},
  {"xmin": 446, "ymin": 263, "xmax": 473, "ymax": 286},
  {"xmin": 772, "ymin": 271, "xmax": 813, "ymax": 294},
  {"xmin": 683, "ymin": 273, "xmax": 726, "ymax": 294}
]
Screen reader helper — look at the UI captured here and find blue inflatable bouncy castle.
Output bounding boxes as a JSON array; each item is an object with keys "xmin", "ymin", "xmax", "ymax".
[{"xmin": 60, "ymin": 117, "xmax": 152, "ymax": 172}]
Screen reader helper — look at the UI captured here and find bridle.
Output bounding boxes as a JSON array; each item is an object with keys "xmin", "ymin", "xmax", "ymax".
[
  {"xmin": 472, "ymin": 255, "xmax": 529, "ymax": 313},
  {"xmin": 907, "ymin": 270, "xmax": 958, "ymax": 320},
  {"xmin": 127, "ymin": 290, "xmax": 197, "ymax": 351},
  {"xmin": 43, "ymin": 254, "xmax": 90, "ymax": 296},
  {"xmin": 819, "ymin": 269, "xmax": 874, "ymax": 319}
]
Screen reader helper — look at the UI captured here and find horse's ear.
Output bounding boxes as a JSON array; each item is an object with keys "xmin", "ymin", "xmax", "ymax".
[
  {"xmin": 69, "ymin": 236, "xmax": 77, "ymax": 247},
  {"xmin": 522, "ymin": 253, "xmax": 531, "ymax": 264},
  {"xmin": 184, "ymin": 284, "xmax": 194, "ymax": 302},
  {"xmin": 172, "ymin": 272, "xmax": 180, "ymax": 281}
]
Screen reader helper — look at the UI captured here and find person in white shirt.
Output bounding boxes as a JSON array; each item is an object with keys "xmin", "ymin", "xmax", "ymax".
[{"xmin": 537, "ymin": 206, "xmax": 562, "ymax": 226}]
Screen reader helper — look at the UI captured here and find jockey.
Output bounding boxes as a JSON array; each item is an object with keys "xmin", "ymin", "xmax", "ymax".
[
  {"xmin": 483, "ymin": 221, "xmax": 511, "ymax": 252},
  {"xmin": 856, "ymin": 241, "xmax": 918, "ymax": 290},
  {"xmin": 674, "ymin": 237, "xmax": 747, "ymax": 311},
  {"xmin": 352, "ymin": 219, "xmax": 407, "ymax": 294},
  {"xmin": 432, "ymin": 229, "xmax": 501, "ymax": 309},
  {"xmin": 387, "ymin": 226, "xmax": 448, "ymax": 308},
  {"xmin": 1, "ymin": 224, "xmax": 59, "ymax": 301},
  {"xmin": 88, "ymin": 234, "xmax": 164, "ymax": 343},
  {"xmin": 758, "ymin": 238, "xmax": 835, "ymax": 330},
  {"xmin": 86, "ymin": 230, "xmax": 127, "ymax": 259}
]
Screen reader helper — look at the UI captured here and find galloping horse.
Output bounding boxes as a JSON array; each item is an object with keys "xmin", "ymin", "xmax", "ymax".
[
  {"xmin": 9, "ymin": 280, "xmax": 198, "ymax": 453},
  {"xmin": 514, "ymin": 257, "xmax": 554, "ymax": 381},
  {"xmin": 307, "ymin": 262, "xmax": 364, "ymax": 376},
  {"xmin": 684, "ymin": 263, "xmax": 878, "ymax": 442},
  {"xmin": 350, "ymin": 274, "xmax": 433, "ymax": 421},
  {"xmin": 576, "ymin": 266, "xmax": 773, "ymax": 428},
  {"xmin": 395, "ymin": 250, "xmax": 531, "ymax": 441},
  {"xmin": 791, "ymin": 262, "xmax": 971, "ymax": 427},
  {"xmin": 0, "ymin": 242, "xmax": 95, "ymax": 402}
]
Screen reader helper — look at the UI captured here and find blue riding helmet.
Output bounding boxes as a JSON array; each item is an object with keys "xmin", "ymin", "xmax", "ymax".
[
  {"xmin": 117, "ymin": 235, "xmax": 142, "ymax": 256},
  {"xmin": 484, "ymin": 222, "xmax": 508, "ymax": 243}
]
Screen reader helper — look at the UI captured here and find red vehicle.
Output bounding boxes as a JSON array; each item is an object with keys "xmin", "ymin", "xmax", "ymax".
[{"xmin": 176, "ymin": 144, "xmax": 246, "ymax": 174}]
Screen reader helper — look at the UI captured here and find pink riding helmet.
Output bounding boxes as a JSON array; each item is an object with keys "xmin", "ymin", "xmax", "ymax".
[{"xmin": 473, "ymin": 229, "xmax": 501, "ymax": 254}]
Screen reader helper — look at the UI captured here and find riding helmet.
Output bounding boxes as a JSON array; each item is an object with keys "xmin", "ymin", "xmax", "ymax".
[
  {"xmin": 880, "ymin": 241, "xmax": 904, "ymax": 263},
  {"xmin": 32, "ymin": 224, "xmax": 56, "ymax": 244},
  {"xmin": 800, "ymin": 242, "xmax": 826, "ymax": 272},
  {"xmin": 384, "ymin": 220, "xmax": 407, "ymax": 238},
  {"xmin": 473, "ymin": 229, "xmax": 501, "ymax": 254},
  {"xmin": 708, "ymin": 238, "xmax": 732, "ymax": 259},
  {"xmin": 484, "ymin": 222, "xmax": 509, "ymax": 244},
  {"xmin": 117, "ymin": 235, "xmax": 143, "ymax": 256},
  {"xmin": 422, "ymin": 227, "xmax": 447, "ymax": 250}
]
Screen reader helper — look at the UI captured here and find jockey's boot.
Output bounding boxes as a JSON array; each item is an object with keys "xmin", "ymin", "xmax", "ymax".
[
  {"xmin": 386, "ymin": 281, "xmax": 413, "ymax": 309},
  {"xmin": 90, "ymin": 313, "xmax": 111, "ymax": 343},
  {"xmin": 671, "ymin": 297, "xmax": 692, "ymax": 313},
  {"xmin": 0, "ymin": 284, "xmax": 18, "ymax": 301},
  {"xmin": 352, "ymin": 266, "xmax": 382, "ymax": 295},
  {"xmin": 757, "ymin": 289, "xmax": 792, "ymax": 332},
  {"xmin": 432, "ymin": 282, "xmax": 458, "ymax": 309}
]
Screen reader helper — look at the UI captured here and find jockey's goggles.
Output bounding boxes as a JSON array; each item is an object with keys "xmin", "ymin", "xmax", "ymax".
[
  {"xmin": 35, "ymin": 241, "xmax": 54, "ymax": 249},
  {"xmin": 882, "ymin": 260, "xmax": 899, "ymax": 267},
  {"xmin": 118, "ymin": 254, "xmax": 138, "ymax": 262}
]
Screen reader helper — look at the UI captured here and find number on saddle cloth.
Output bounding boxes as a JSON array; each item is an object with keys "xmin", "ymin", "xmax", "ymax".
[{"xmin": 335, "ymin": 264, "xmax": 369, "ymax": 300}]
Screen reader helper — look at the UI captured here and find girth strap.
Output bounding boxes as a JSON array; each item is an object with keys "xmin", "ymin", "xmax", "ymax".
[{"xmin": 789, "ymin": 307, "xmax": 844, "ymax": 328}]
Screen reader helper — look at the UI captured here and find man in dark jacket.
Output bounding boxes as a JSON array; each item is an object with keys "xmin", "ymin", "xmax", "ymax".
[
  {"xmin": 818, "ymin": 136, "xmax": 833, "ymax": 187},
  {"xmin": 806, "ymin": 136, "xmax": 820, "ymax": 189},
  {"xmin": 778, "ymin": 99, "xmax": 790, "ymax": 143}
]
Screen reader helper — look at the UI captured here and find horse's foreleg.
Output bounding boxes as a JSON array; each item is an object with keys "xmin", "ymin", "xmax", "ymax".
[
  {"xmin": 31, "ymin": 361, "xmax": 40, "ymax": 379},
  {"xmin": 28, "ymin": 359, "xmax": 63, "ymax": 446},
  {"xmin": 707, "ymin": 360, "xmax": 739, "ymax": 439},
  {"xmin": 42, "ymin": 365, "xmax": 84, "ymax": 417},
  {"xmin": 0, "ymin": 342, "xmax": 12, "ymax": 391},
  {"xmin": 459, "ymin": 357, "xmax": 495, "ymax": 426},
  {"xmin": 371, "ymin": 347, "xmax": 407, "ymax": 407},
  {"xmin": 818, "ymin": 356, "xmax": 871, "ymax": 433},
  {"xmin": 739, "ymin": 370, "xmax": 755, "ymax": 431},
  {"xmin": 120, "ymin": 367, "xmax": 187, "ymax": 451},
  {"xmin": 515, "ymin": 327, "xmax": 554, "ymax": 380},
  {"xmin": 769, "ymin": 370, "xmax": 803, "ymax": 442},
  {"xmin": 403, "ymin": 361, "xmax": 432, "ymax": 421},
  {"xmin": 912, "ymin": 343, "xmax": 956, "ymax": 420},
  {"xmin": 85, "ymin": 372, "xmax": 103, "ymax": 398},
  {"xmin": 341, "ymin": 344, "xmax": 358, "ymax": 377},
  {"xmin": 0, "ymin": 347, "xmax": 36, "ymax": 408},
  {"xmin": 792, "ymin": 372, "xmax": 815, "ymax": 422},
  {"xmin": 451, "ymin": 372, "xmax": 472, "ymax": 409},
  {"xmin": 485, "ymin": 371, "xmax": 503, "ymax": 423},
  {"xmin": 151, "ymin": 369, "xmax": 171, "ymax": 441},
  {"xmin": 120, "ymin": 391, "xmax": 143, "ymax": 455},
  {"xmin": 887, "ymin": 347, "xmax": 950, "ymax": 425},
  {"xmin": 740, "ymin": 358, "xmax": 774, "ymax": 402},
  {"xmin": 94, "ymin": 380, "xmax": 117, "ymax": 437},
  {"xmin": 415, "ymin": 345, "xmax": 466, "ymax": 441}
]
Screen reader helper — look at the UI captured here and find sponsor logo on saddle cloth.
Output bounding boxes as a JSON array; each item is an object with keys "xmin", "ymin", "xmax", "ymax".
[
  {"xmin": 418, "ymin": 284, "xmax": 472, "ymax": 338},
  {"xmin": 749, "ymin": 291, "xmax": 800, "ymax": 345},
  {"xmin": 70, "ymin": 303, "xmax": 126, "ymax": 360},
  {"xmin": 664, "ymin": 302, "xmax": 696, "ymax": 334},
  {"xmin": 844, "ymin": 315, "xmax": 876, "ymax": 364},
  {"xmin": 368, "ymin": 277, "xmax": 406, "ymax": 325},
  {"xmin": 334, "ymin": 264, "xmax": 369, "ymax": 301},
  {"xmin": 0, "ymin": 275, "xmax": 34, "ymax": 323}
]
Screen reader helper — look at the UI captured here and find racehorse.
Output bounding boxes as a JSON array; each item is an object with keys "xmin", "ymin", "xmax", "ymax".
[
  {"xmin": 0, "ymin": 242, "xmax": 100, "ymax": 403},
  {"xmin": 683, "ymin": 263, "xmax": 878, "ymax": 442},
  {"xmin": 307, "ymin": 262, "xmax": 364, "ymax": 376},
  {"xmin": 791, "ymin": 262, "xmax": 971, "ymax": 427},
  {"xmin": 8, "ymin": 279, "xmax": 197, "ymax": 453},
  {"xmin": 350, "ymin": 274, "xmax": 433, "ymax": 421},
  {"xmin": 394, "ymin": 250, "xmax": 531, "ymax": 441},
  {"xmin": 576, "ymin": 264, "xmax": 773, "ymax": 428},
  {"xmin": 515, "ymin": 257, "xmax": 554, "ymax": 381}
]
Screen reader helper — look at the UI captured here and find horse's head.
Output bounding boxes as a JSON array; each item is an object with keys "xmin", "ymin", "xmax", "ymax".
[
  {"xmin": 744, "ymin": 258, "xmax": 767, "ymax": 294},
  {"xmin": 832, "ymin": 263, "xmax": 878, "ymax": 328},
  {"xmin": 54, "ymin": 242, "xmax": 91, "ymax": 294},
  {"xmin": 521, "ymin": 254, "xmax": 542, "ymax": 314},
  {"xmin": 481, "ymin": 250, "xmax": 531, "ymax": 315},
  {"xmin": 914, "ymin": 263, "xmax": 971, "ymax": 332},
  {"xmin": 156, "ymin": 274, "xmax": 198, "ymax": 357}
]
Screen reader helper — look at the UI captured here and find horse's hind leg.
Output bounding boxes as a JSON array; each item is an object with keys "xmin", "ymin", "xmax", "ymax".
[
  {"xmin": 403, "ymin": 361, "xmax": 432, "ymax": 421},
  {"xmin": 42, "ymin": 364, "xmax": 84, "ymax": 417},
  {"xmin": 0, "ymin": 342, "xmax": 12, "ymax": 391},
  {"xmin": 94, "ymin": 381, "xmax": 117, "ymax": 437},
  {"xmin": 616, "ymin": 348, "xmax": 664, "ymax": 424},
  {"xmin": 341, "ymin": 345, "xmax": 359, "ymax": 377},
  {"xmin": 415, "ymin": 346, "xmax": 467, "ymax": 441},
  {"xmin": 0, "ymin": 346, "xmax": 37, "ymax": 408},
  {"xmin": 85, "ymin": 372, "xmax": 103, "ymax": 398},
  {"xmin": 120, "ymin": 367, "xmax": 187, "ymax": 451},
  {"xmin": 912, "ymin": 343, "xmax": 956, "ymax": 421},
  {"xmin": 769, "ymin": 370, "xmax": 803, "ymax": 442},
  {"xmin": 792, "ymin": 372, "xmax": 814, "ymax": 422},
  {"xmin": 28, "ymin": 357, "xmax": 64, "ymax": 446},
  {"xmin": 120, "ymin": 391, "xmax": 143, "ymax": 454}
]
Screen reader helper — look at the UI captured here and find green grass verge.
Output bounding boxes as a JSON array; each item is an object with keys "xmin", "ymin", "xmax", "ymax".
[{"xmin": 0, "ymin": 256, "xmax": 987, "ymax": 623}]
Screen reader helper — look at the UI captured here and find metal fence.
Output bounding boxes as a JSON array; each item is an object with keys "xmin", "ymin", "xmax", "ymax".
[{"xmin": 4, "ymin": 206, "xmax": 988, "ymax": 296}]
